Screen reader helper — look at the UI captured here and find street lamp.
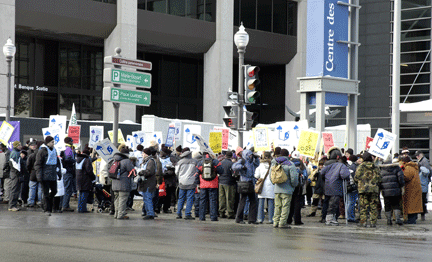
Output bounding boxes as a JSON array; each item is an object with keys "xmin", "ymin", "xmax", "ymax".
[
  {"xmin": 234, "ymin": 23, "xmax": 249, "ymax": 147},
  {"xmin": 3, "ymin": 38, "xmax": 16, "ymax": 123}
]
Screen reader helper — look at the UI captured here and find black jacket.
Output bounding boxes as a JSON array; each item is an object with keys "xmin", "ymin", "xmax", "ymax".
[
  {"xmin": 34, "ymin": 145, "xmax": 61, "ymax": 182},
  {"xmin": 219, "ymin": 158, "xmax": 236, "ymax": 186},
  {"xmin": 75, "ymin": 153, "xmax": 95, "ymax": 191},
  {"xmin": 27, "ymin": 149, "xmax": 38, "ymax": 182},
  {"xmin": 380, "ymin": 163, "xmax": 405, "ymax": 197},
  {"xmin": 138, "ymin": 156, "xmax": 157, "ymax": 193}
]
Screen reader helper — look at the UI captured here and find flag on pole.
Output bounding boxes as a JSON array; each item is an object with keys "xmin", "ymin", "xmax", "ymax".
[{"xmin": 70, "ymin": 103, "xmax": 77, "ymax": 126}]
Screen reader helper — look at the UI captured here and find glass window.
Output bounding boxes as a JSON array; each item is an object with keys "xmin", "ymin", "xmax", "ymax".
[
  {"xmin": 148, "ymin": 0, "xmax": 167, "ymax": 13},
  {"xmin": 257, "ymin": 0, "xmax": 272, "ymax": 32},
  {"xmin": 402, "ymin": 0, "xmax": 431, "ymax": 9},
  {"xmin": 287, "ymin": 1, "xmax": 297, "ymax": 36},
  {"xmin": 169, "ymin": 0, "xmax": 185, "ymax": 16},
  {"xmin": 234, "ymin": 0, "xmax": 240, "ymax": 26},
  {"xmin": 14, "ymin": 90, "xmax": 31, "ymax": 117},
  {"xmin": 241, "ymin": 0, "xmax": 256, "ymax": 29}
]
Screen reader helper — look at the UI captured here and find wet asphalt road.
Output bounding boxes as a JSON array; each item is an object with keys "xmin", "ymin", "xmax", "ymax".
[{"xmin": 0, "ymin": 203, "xmax": 431, "ymax": 262}]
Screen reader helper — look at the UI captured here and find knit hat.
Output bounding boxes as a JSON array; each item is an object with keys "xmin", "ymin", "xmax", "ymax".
[
  {"xmin": 182, "ymin": 147, "xmax": 190, "ymax": 153},
  {"xmin": 143, "ymin": 148, "xmax": 152, "ymax": 156},
  {"xmin": 263, "ymin": 151, "xmax": 272, "ymax": 160},
  {"xmin": 12, "ymin": 141, "xmax": 21, "ymax": 148},
  {"xmin": 45, "ymin": 136, "xmax": 54, "ymax": 144},
  {"xmin": 82, "ymin": 148, "xmax": 91, "ymax": 155},
  {"xmin": 176, "ymin": 145, "xmax": 182, "ymax": 153},
  {"xmin": 64, "ymin": 137, "xmax": 73, "ymax": 144},
  {"xmin": 136, "ymin": 144, "xmax": 144, "ymax": 152},
  {"xmin": 274, "ymin": 147, "xmax": 281, "ymax": 156},
  {"xmin": 401, "ymin": 147, "xmax": 409, "ymax": 154},
  {"xmin": 225, "ymin": 151, "xmax": 233, "ymax": 158},
  {"xmin": 346, "ymin": 148, "xmax": 354, "ymax": 155},
  {"xmin": 235, "ymin": 146, "xmax": 243, "ymax": 157},
  {"xmin": 328, "ymin": 146, "xmax": 342, "ymax": 160},
  {"xmin": 120, "ymin": 148, "xmax": 130, "ymax": 155},
  {"xmin": 20, "ymin": 150, "xmax": 28, "ymax": 156}
]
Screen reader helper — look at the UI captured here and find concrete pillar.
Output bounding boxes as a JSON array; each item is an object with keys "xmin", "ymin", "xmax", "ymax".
[
  {"xmin": 0, "ymin": 0, "xmax": 15, "ymax": 118},
  {"xmin": 347, "ymin": 94, "xmax": 358, "ymax": 153},
  {"xmin": 300, "ymin": 92, "xmax": 310, "ymax": 124},
  {"xmin": 315, "ymin": 92, "xmax": 326, "ymax": 135},
  {"xmin": 104, "ymin": 0, "xmax": 137, "ymax": 122},
  {"xmin": 285, "ymin": 0, "xmax": 307, "ymax": 121},
  {"xmin": 203, "ymin": 0, "xmax": 233, "ymax": 124}
]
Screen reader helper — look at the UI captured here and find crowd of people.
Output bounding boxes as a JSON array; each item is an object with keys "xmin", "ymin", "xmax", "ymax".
[{"xmin": 0, "ymin": 136, "xmax": 430, "ymax": 229}]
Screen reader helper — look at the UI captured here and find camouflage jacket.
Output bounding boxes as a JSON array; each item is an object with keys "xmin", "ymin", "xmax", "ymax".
[{"xmin": 354, "ymin": 161, "xmax": 382, "ymax": 194}]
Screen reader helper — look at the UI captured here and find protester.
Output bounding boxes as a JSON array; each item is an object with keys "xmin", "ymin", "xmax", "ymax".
[
  {"xmin": 320, "ymin": 147, "xmax": 350, "ymax": 226},
  {"xmin": 0, "ymin": 143, "xmax": 11, "ymax": 204},
  {"xmin": 60, "ymin": 137, "xmax": 76, "ymax": 212},
  {"xmin": 111, "ymin": 148, "xmax": 135, "ymax": 219},
  {"xmin": 307, "ymin": 159, "xmax": 325, "ymax": 220},
  {"xmin": 380, "ymin": 155, "xmax": 405, "ymax": 225},
  {"xmin": 175, "ymin": 147, "xmax": 197, "ymax": 220},
  {"xmin": 195, "ymin": 152, "xmax": 223, "ymax": 221},
  {"xmin": 19, "ymin": 150, "xmax": 29, "ymax": 207},
  {"xmin": 415, "ymin": 150, "xmax": 432, "ymax": 221},
  {"xmin": 346, "ymin": 155, "xmax": 359, "ymax": 223},
  {"xmin": 288, "ymin": 151, "xmax": 306, "ymax": 225},
  {"xmin": 354, "ymin": 152, "xmax": 382, "ymax": 227},
  {"xmin": 400, "ymin": 156, "xmax": 423, "ymax": 224},
  {"xmin": 138, "ymin": 148, "xmax": 157, "ymax": 220},
  {"xmin": 6, "ymin": 141, "xmax": 22, "ymax": 211},
  {"xmin": 158, "ymin": 147, "xmax": 176, "ymax": 213},
  {"xmin": 254, "ymin": 151, "xmax": 274, "ymax": 224},
  {"xmin": 35, "ymin": 136, "xmax": 62, "ymax": 216},
  {"xmin": 76, "ymin": 148, "xmax": 95, "ymax": 213},
  {"xmin": 26, "ymin": 141, "xmax": 43, "ymax": 208},
  {"xmin": 271, "ymin": 149, "xmax": 298, "ymax": 228},
  {"xmin": 218, "ymin": 151, "xmax": 236, "ymax": 219},
  {"xmin": 233, "ymin": 149, "xmax": 260, "ymax": 224}
]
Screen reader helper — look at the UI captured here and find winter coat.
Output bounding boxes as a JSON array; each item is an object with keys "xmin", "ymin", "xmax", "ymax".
[
  {"xmin": 311, "ymin": 169, "xmax": 325, "ymax": 195},
  {"xmin": 271, "ymin": 156, "xmax": 299, "ymax": 195},
  {"xmin": 20, "ymin": 156, "xmax": 29, "ymax": 181},
  {"xmin": 175, "ymin": 151, "xmax": 197, "ymax": 190},
  {"xmin": 160, "ymin": 156, "xmax": 177, "ymax": 188},
  {"xmin": 34, "ymin": 145, "xmax": 61, "ymax": 182},
  {"xmin": 60, "ymin": 145, "xmax": 76, "ymax": 175},
  {"xmin": 111, "ymin": 153, "xmax": 135, "ymax": 192},
  {"xmin": 254, "ymin": 160, "xmax": 274, "ymax": 199},
  {"xmin": 9, "ymin": 148, "xmax": 22, "ymax": 180},
  {"xmin": 379, "ymin": 163, "xmax": 404, "ymax": 197},
  {"xmin": 1, "ymin": 148, "xmax": 10, "ymax": 179},
  {"xmin": 354, "ymin": 161, "xmax": 382, "ymax": 194},
  {"xmin": 219, "ymin": 158, "xmax": 236, "ymax": 186},
  {"xmin": 292, "ymin": 158, "xmax": 307, "ymax": 195},
  {"xmin": 75, "ymin": 154, "xmax": 95, "ymax": 191},
  {"xmin": 27, "ymin": 149, "xmax": 38, "ymax": 182},
  {"xmin": 321, "ymin": 160, "xmax": 350, "ymax": 196},
  {"xmin": 195, "ymin": 155, "xmax": 223, "ymax": 189},
  {"xmin": 418, "ymin": 156, "xmax": 432, "ymax": 175},
  {"xmin": 419, "ymin": 166, "xmax": 430, "ymax": 193},
  {"xmin": 138, "ymin": 155, "xmax": 157, "ymax": 193},
  {"xmin": 402, "ymin": 161, "xmax": 423, "ymax": 215},
  {"xmin": 232, "ymin": 149, "xmax": 260, "ymax": 182}
]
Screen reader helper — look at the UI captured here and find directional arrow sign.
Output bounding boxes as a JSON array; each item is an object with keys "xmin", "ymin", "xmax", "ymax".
[
  {"xmin": 103, "ymin": 68, "xmax": 151, "ymax": 88},
  {"xmin": 227, "ymin": 92, "xmax": 238, "ymax": 102},
  {"xmin": 103, "ymin": 87, "xmax": 151, "ymax": 106},
  {"xmin": 104, "ymin": 56, "xmax": 152, "ymax": 71}
]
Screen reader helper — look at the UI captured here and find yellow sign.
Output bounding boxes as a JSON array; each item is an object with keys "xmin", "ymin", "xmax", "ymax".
[
  {"xmin": 0, "ymin": 122, "xmax": 15, "ymax": 146},
  {"xmin": 297, "ymin": 130, "xmax": 320, "ymax": 158},
  {"xmin": 209, "ymin": 131, "xmax": 222, "ymax": 154},
  {"xmin": 253, "ymin": 127, "xmax": 270, "ymax": 152},
  {"xmin": 108, "ymin": 129, "xmax": 126, "ymax": 144}
]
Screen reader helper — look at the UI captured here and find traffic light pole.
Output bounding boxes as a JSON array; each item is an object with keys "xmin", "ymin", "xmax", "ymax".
[{"xmin": 237, "ymin": 47, "xmax": 245, "ymax": 148}]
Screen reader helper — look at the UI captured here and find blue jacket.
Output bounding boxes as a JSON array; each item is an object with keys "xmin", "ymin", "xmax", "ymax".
[
  {"xmin": 321, "ymin": 159, "xmax": 350, "ymax": 196},
  {"xmin": 419, "ymin": 166, "xmax": 430, "ymax": 193},
  {"xmin": 271, "ymin": 156, "xmax": 298, "ymax": 194},
  {"xmin": 219, "ymin": 157, "xmax": 236, "ymax": 186},
  {"xmin": 232, "ymin": 149, "xmax": 260, "ymax": 182}
]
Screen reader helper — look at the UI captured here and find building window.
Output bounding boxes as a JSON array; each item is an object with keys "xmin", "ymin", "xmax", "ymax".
[
  {"xmin": 14, "ymin": 39, "xmax": 32, "ymax": 117},
  {"xmin": 92, "ymin": 0, "xmax": 116, "ymax": 4},
  {"xmin": 138, "ymin": 0, "xmax": 215, "ymax": 22},
  {"xmin": 234, "ymin": 0, "xmax": 297, "ymax": 36}
]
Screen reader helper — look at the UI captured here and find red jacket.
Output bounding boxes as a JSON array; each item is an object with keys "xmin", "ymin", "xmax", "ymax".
[{"xmin": 196, "ymin": 155, "xmax": 222, "ymax": 189}]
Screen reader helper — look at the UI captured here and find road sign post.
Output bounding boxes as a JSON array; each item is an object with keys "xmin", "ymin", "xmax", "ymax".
[
  {"xmin": 103, "ymin": 68, "xmax": 151, "ymax": 89},
  {"xmin": 103, "ymin": 87, "xmax": 151, "ymax": 106}
]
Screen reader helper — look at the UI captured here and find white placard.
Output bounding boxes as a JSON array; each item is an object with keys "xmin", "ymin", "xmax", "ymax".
[
  {"xmin": 89, "ymin": 126, "xmax": 104, "ymax": 148},
  {"xmin": 49, "ymin": 115, "xmax": 67, "ymax": 135},
  {"xmin": 152, "ymin": 131, "xmax": 163, "ymax": 145},
  {"xmin": 273, "ymin": 120, "xmax": 308, "ymax": 152},
  {"xmin": 174, "ymin": 122, "xmax": 182, "ymax": 142},
  {"xmin": 126, "ymin": 135, "xmax": 134, "ymax": 151},
  {"xmin": 42, "ymin": 127, "xmax": 65, "ymax": 153},
  {"xmin": 183, "ymin": 125, "xmax": 201, "ymax": 151},
  {"xmin": 94, "ymin": 138, "xmax": 120, "ymax": 163},
  {"xmin": 368, "ymin": 128, "xmax": 397, "ymax": 160},
  {"xmin": 228, "ymin": 129, "xmax": 239, "ymax": 151},
  {"xmin": 132, "ymin": 131, "xmax": 146, "ymax": 149}
]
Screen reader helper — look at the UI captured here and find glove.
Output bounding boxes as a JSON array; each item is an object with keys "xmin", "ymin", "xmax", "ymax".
[{"xmin": 401, "ymin": 186, "xmax": 405, "ymax": 196}]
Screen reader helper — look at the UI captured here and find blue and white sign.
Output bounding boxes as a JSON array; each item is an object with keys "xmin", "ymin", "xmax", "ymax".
[
  {"xmin": 368, "ymin": 128, "xmax": 397, "ymax": 160},
  {"xmin": 174, "ymin": 122, "xmax": 182, "ymax": 142},
  {"xmin": 273, "ymin": 120, "xmax": 308, "ymax": 152},
  {"xmin": 194, "ymin": 134, "xmax": 215, "ymax": 157},
  {"xmin": 166, "ymin": 127, "xmax": 175, "ymax": 148},
  {"xmin": 132, "ymin": 131, "xmax": 146, "ymax": 149},
  {"xmin": 183, "ymin": 124, "xmax": 201, "ymax": 151},
  {"xmin": 89, "ymin": 126, "xmax": 104, "ymax": 148},
  {"xmin": 42, "ymin": 126, "xmax": 65, "ymax": 153},
  {"xmin": 49, "ymin": 115, "xmax": 67, "ymax": 135},
  {"xmin": 94, "ymin": 138, "xmax": 119, "ymax": 163},
  {"xmin": 152, "ymin": 132, "xmax": 163, "ymax": 146},
  {"xmin": 306, "ymin": 0, "xmax": 349, "ymax": 78}
]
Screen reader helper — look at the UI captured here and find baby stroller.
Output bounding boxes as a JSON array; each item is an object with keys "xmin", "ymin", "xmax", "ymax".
[{"xmin": 94, "ymin": 183, "xmax": 111, "ymax": 213}]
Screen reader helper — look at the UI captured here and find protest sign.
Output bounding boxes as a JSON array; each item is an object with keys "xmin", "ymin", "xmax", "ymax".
[
  {"xmin": 253, "ymin": 127, "xmax": 270, "ymax": 151},
  {"xmin": 183, "ymin": 125, "xmax": 201, "ymax": 151},
  {"xmin": 108, "ymin": 129, "xmax": 126, "ymax": 144},
  {"xmin": 297, "ymin": 130, "xmax": 320, "ymax": 157},
  {"xmin": 214, "ymin": 127, "xmax": 229, "ymax": 151},
  {"xmin": 209, "ymin": 130, "xmax": 222, "ymax": 154},
  {"xmin": 322, "ymin": 132, "xmax": 334, "ymax": 154},
  {"xmin": 369, "ymin": 129, "xmax": 397, "ymax": 160},
  {"xmin": 89, "ymin": 126, "xmax": 104, "ymax": 148}
]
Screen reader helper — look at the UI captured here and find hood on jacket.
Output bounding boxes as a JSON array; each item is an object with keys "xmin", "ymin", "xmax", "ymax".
[
  {"xmin": 275, "ymin": 156, "xmax": 290, "ymax": 165},
  {"xmin": 242, "ymin": 149, "xmax": 253, "ymax": 162},
  {"xmin": 76, "ymin": 153, "xmax": 88, "ymax": 164},
  {"xmin": 361, "ymin": 161, "xmax": 377, "ymax": 170},
  {"xmin": 180, "ymin": 150, "xmax": 192, "ymax": 158},
  {"xmin": 113, "ymin": 152, "xmax": 129, "ymax": 161},
  {"xmin": 403, "ymin": 161, "xmax": 419, "ymax": 171}
]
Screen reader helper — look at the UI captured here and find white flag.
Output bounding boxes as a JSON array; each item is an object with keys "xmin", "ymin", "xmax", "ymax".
[{"xmin": 70, "ymin": 103, "xmax": 77, "ymax": 126}]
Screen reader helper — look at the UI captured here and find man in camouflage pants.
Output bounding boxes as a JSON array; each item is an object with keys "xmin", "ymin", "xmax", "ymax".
[{"xmin": 354, "ymin": 151, "xmax": 382, "ymax": 227}]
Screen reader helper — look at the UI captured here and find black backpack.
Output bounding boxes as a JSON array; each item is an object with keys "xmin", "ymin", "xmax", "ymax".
[{"xmin": 202, "ymin": 158, "xmax": 216, "ymax": 181}]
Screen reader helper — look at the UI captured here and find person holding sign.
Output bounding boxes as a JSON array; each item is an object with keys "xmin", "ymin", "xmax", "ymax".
[{"xmin": 60, "ymin": 137, "xmax": 76, "ymax": 212}]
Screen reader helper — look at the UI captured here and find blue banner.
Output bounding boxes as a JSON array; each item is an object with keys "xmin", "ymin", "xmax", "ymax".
[{"xmin": 0, "ymin": 121, "xmax": 21, "ymax": 150}]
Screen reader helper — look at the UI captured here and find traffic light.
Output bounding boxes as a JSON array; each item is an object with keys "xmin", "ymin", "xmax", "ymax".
[
  {"xmin": 244, "ymin": 65, "xmax": 260, "ymax": 104},
  {"xmin": 223, "ymin": 105, "xmax": 239, "ymax": 129},
  {"xmin": 245, "ymin": 110, "xmax": 258, "ymax": 130}
]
